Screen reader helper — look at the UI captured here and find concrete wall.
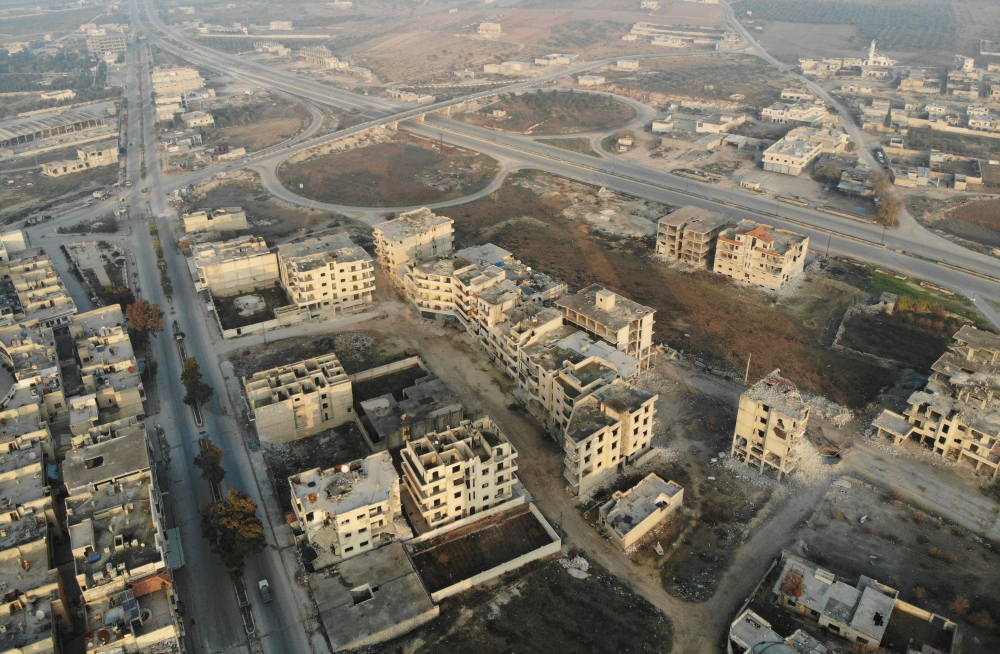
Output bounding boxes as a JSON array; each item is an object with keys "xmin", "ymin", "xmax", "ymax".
[
  {"xmin": 338, "ymin": 605, "xmax": 440, "ymax": 651},
  {"xmin": 216, "ymin": 303, "xmax": 304, "ymax": 339},
  {"xmin": 408, "ymin": 495, "xmax": 527, "ymax": 543},
  {"xmin": 426, "ymin": 503, "xmax": 561, "ymax": 602},
  {"xmin": 347, "ymin": 356, "xmax": 425, "ymax": 383}
]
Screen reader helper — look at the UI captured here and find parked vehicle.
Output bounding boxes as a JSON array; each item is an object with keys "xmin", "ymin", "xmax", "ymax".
[{"xmin": 258, "ymin": 579, "xmax": 272, "ymax": 603}]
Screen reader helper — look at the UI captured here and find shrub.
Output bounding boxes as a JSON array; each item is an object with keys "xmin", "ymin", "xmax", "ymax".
[
  {"xmin": 969, "ymin": 611, "xmax": 994, "ymax": 629},
  {"xmin": 951, "ymin": 598, "xmax": 971, "ymax": 615},
  {"xmin": 915, "ymin": 511, "xmax": 927, "ymax": 524}
]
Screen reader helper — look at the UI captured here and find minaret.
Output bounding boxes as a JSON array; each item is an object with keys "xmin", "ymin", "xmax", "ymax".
[{"xmin": 868, "ymin": 40, "xmax": 876, "ymax": 66}]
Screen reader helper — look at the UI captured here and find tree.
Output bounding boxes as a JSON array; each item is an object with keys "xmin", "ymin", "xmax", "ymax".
[
  {"xmin": 182, "ymin": 357, "xmax": 214, "ymax": 409},
  {"xmin": 193, "ymin": 441, "xmax": 226, "ymax": 486},
  {"xmin": 846, "ymin": 140, "xmax": 857, "ymax": 152},
  {"xmin": 201, "ymin": 490, "xmax": 266, "ymax": 578},
  {"xmin": 126, "ymin": 300, "xmax": 165, "ymax": 345},
  {"xmin": 877, "ymin": 198, "xmax": 902, "ymax": 227},
  {"xmin": 814, "ymin": 161, "xmax": 843, "ymax": 185}
]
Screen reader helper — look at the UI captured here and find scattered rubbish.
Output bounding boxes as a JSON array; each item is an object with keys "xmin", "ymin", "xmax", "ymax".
[
  {"xmin": 560, "ymin": 556, "xmax": 591, "ymax": 579},
  {"xmin": 860, "ymin": 515, "xmax": 867, "ymax": 524},
  {"xmin": 710, "ymin": 458, "xmax": 718, "ymax": 464},
  {"xmin": 707, "ymin": 476, "xmax": 716, "ymax": 481},
  {"xmin": 654, "ymin": 542, "xmax": 665, "ymax": 556}
]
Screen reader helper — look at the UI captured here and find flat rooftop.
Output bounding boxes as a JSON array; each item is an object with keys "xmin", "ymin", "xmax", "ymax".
[
  {"xmin": 0, "ymin": 596, "xmax": 52, "ymax": 653},
  {"xmin": 593, "ymin": 380, "xmax": 655, "ymax": 413},
  {"xmin": 953, "ymin": 325, "xmax": 1000, "ymax": 352},
  {"xmin": 63, "ymin": 429, "xmax": 150, "ymax": 496},
  {"xmin": 0, "ymin": 104, "xmax": 112, "ymax": 141},
  {"xmin": 601, "ymin": 474, "xmax": 681, "ymax": 537},
  {"xmin": 557, "ymin": 284, "xmax": 654, "ymax": 331},
  {"xmin": 193, "ymin": 236, "xmax": 270, "ymax": 267},
  {"xmin": 309, "ymin": 541, "xmax": 437, "ymax": 651},
  {"xmin": 361, "ymin": 376, "xmax": 463, "ymax": 444},
  {"xmin": 277, "ymin": 232, "xmax": 371, "ymax": 269},
  {"xmin": 452, "ymin": 243, "xmax": 511, "ymax": 266},
  {"xmin": 658, "ymin": 205, "xmax": 728, "ymax": 232},
  {"xmin": 290, "ymin": 451, "xmax": 398, "ymax": 518},
  {"xmin": 566, "ymin": 399, "xmax": 617, "ymax": 443},
  {"xmin": 374, "ymin": 208, "xmax": 452, "ymax": 241}
]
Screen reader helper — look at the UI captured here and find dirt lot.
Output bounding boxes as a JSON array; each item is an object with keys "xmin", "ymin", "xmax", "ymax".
[
  {"xmin": 277, "ymin": 133, "xmax": 498, "ymax": 207},
  {"xmin": 838, "ymin": 309, "xmax": 961, "ymax": 370},
  {"xmin": 205, "ymin": 98, "xmax": 312, "ymax": 152},
  {"xmin": 607, "ymin": 55, "xmax": 797, "ymax": 109},
  {"xmin": 939, "ymin": 198, "xmax": 1000, "ymax": 249},
  {"xmin": 227, "ymin": 330, "xmax": 405, "ymax": 381},
  {"xmin": 0, "ymin": 165, "xmax": 116, "ymax": 213},
  {"xmin": 185, "ymin": 172, "xmax": 371, "ymax": 242},
  {"xmin": 214, "ymin": 284, "xmax": 291, "ymax": 331},
  {"xmin": 363, "ymin": 559, "xmax": 674, "ymax": 654},
  {"xmin": 454, "ymin": 90, "xmax": 636, "ymax": 135},
  {"xmin": 440, "ymin": 171, "xmax": 896, "ymax": 406},
  {"xmin": 791, "ymin": 478, "xmax": 1000, "ymax": 652}
]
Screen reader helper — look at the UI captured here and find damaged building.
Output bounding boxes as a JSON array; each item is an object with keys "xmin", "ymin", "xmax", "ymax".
[
  {"xmin": 730, "ymin": 369, "xmax": 809, "ymax": 480},
  {"xmin": 874, "ymin": 325, "xmax": 1000, "ymax": 477}
]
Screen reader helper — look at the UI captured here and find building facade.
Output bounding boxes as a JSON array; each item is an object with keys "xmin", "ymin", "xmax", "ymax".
[
  {"xmin": 713, "ymin": 220, "xmax": 809, "ymax": 290},
  {"xmin": 730, "ymin": 369, "xmax": 810, "ymax": 479},
  {"xmin": 373, "ymin": 208, "xmax": 454, "ymax": 285},
  {"xmin": 277, "ymin": 233, "xmax": 375, "ymax": 317},
  {"xmin": 655, "ymin": 205, "xmax": 728, "ymax": 268},
  {"xmin": 192, "ymin": 236, "xmax": 280, "ymax": 296}
]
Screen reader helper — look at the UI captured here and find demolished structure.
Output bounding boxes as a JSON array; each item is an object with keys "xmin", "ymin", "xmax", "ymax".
[
  {"xmin": 714, "ymin": 221, "xmax": 809, "ymax": 290},
  {"xmin": 874, "ymin": 325, "xmax": 1000, "ymax": 478},
  {"xmin": 730, "ymin": 370, "xmax": 809, "ymax": 480}
]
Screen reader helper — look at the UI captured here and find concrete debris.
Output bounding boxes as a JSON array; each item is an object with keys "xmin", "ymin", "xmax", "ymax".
[{"xmin": 560, "ymin": 556, "xmax": 592, "ymax": 579}]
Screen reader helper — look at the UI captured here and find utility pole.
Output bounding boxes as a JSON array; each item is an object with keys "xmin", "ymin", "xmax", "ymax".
[
  {"xmin": 826, "ymin": 233, "xmax": 832, "ymax": 256},
  {"xmin": 744, "ymin": 353, "xmax": 752, "ymax": 385}
]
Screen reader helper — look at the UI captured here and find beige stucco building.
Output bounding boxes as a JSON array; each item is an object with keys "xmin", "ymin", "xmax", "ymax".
[
  {"xmin": 277, "ymin": 233, "xmax": 375, "ymax": 317},
  {"xmin": 564, "ymin": 380, "xmax": 657, "ymax": 496},
  {"xmin": 4, "ymin": 249, "xmax": 78, "ymax": 327},
  {"xmin": 713, "ymin": 220, "xmax": 809, "ymax": 290},
  {"xmin": 874, "ymin": 326, "xmax": 1000, "ymax": 478},
  {"xmin": 557, "ymin": 284, "xmax": 655, "ymax": 370},
  {"xmin": 399, "ymin": 417, "xmax": 519, "ymax": 531},
  {"xmin": 182, "ymin": 207, "xmax": 248, "ymax": 233},
  {"xmin": 41, "ymin": 139, "xmax": 119, "ymax": 177},
  {"xmin": 151, "ymin": 66, "xmax": 205, "ymax": 96},
  {"xmin": 730, "ymin": 369, "xmax": 810, "ymax": 480},
  {"xmin": 373, "ymin": 208, "xmax": 454, "ymax": 285},
  {"xmin": 191, "ymin": 236, "xmax": 280, "ymax": 296},
  {"xmin": 180, "ymin": 110, "xmax": 215, "ymax": 128},
  {"xmin": 244, "ymin": 352, "xmax": 353, "ymax": 442},
  {"xmin": 289, "ymin": 451, "xmax": 409, "ymax": 567},
  {"xmin": 655, "ymin": 206, "xmax": 729, "ymax": 268},
  {"xmin": 599, "ymin": 473, "xmax": 683, "ymax": 549}
]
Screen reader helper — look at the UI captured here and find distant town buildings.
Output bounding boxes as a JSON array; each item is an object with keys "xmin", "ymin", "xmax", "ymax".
[
  {"xmin": 730, "ymin": 370, "xmax": 810, "ymax": 480},
  {"xmin": 577, "ymin": 74, "xmax": 605, "ymax": 86},
  {"xmin": 85, "ymin": 32, "xmax": 127, "ymax": 56},
  {"xmin": 299, "ymin": 45, "xmax": 347, "ymax": 69},
  {"xmin": 151, "ymin": 66, "xmax": 205, "ymax": 96},
  {"xmin": 477, "ymin": 22, "xmax": 502, "ymax": 38}
]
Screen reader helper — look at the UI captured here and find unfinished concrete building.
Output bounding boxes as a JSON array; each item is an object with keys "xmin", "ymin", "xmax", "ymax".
[
  {"xmin": 373, "ymin": 209, "xmax": 454, "ymax": 286},
  {"xmin": 655, "ymin": 206, "xmax": 729, "ymax": 268},
  {"xmin": 557, "ymin": 284, "xmax": 655, "ymax": 370},
  {"xmin": 399, "ymin": 417, "xmax": 519, "ymax": 531},
  {"xmin": 277, "ymin": 233, "xmax": 375, "ymax": 317},
  {"xmin": 563, "ymin": 379, "xmax": 657, "ymax": 496},
  {"xmin": 191, "ymin": 236, "xmax": 279, "ymax": 296},
  {"xmin": 244, "ymin": 353, "xmax": 353, "ymax": 442},
  {"xmin": 874, "ymin": 325, "xmax": 1000, "ymax": 477},
  {"xmin": 360, "ymin": 376, "xmax": 464, "ymax": 451},
  {"xmin": 713, "ymin": 221, "xmax": 809, "ymax": 290},
  {"xmin": 289, "ymin": 451, "xmax": 409, "ymax": 568},
  {"xmin": 599, "ymin": 473, "xmax": 683, "ymax": 549},
  {"xmin": 730, "ymin": 369, "xmax": 809, "ymax": 480}
]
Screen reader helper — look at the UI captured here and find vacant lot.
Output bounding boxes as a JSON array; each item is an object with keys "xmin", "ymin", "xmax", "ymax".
[
  {"xmin": 907, "ymin": 127, "xmax": 1000, "ymax": 159},
  {"xmin": 278, "ymin": 134, "xmax": 498, "ymax": 207},
  {"xmin": 0, "ymin": 166, "xmax": 116, "ymax": 213},
  {"xmin": 228, "ymin": 330, "xmax": 405, "ymax": 381},
  {"xmin": 214, "ymin": 284, "xmax": 291, "ymax": 331},
  {"xmin": 839, "ymin": 309, "xmax": 959, "ymax": 370},
  {"xmin": 793, "ymin": 479, "xmax": 1000, "ymax": 652},
  {"xmin": 206, "ymin": 98, "xmax": 312, "ymax": 152},
  {"xmin": 187, "ymin": 174, "xmax": 370, "ymax": 242},
  {"xmin": 940, "ymin": 198, "xmax": 1000, "ymax": 248},
  {"xmin": 455, "ymin": 90, "xmax": 636, "ymax": 135},
  {"xmin": 367, "ymin": 559, "xmax": 674, "ymax": 654},
  {"xmin": 536, "ymin": 137, "xmax": 600, "ymax": 157},
  {"xmin": 610, "ymin": 55, "xmax": 795, "ymax": 108},
  {"xmin": 441, "ymin": 171, "xmax": 894, "ymax": 406}
]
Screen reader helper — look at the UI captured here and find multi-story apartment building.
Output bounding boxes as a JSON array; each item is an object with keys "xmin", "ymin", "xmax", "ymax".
[
  {"xmin": 300, "ymin": 46, "xmax": 348, "ymax": 68},
  {"xmin": 151, "ymin": 66, "xmax": 205, "ymax": 96},
  {"xmin": 64, "ymin": 430, "xmax": 183, "ymax": 653},
  {"xmin": 557, "ymin": 284, "xmax": 655, "ymax": 370},
  {"xmin": 873, "ymin": 326, "xmax": 1000, "ymax": 478},
  {"xmin": 192, "ymin": 236, "xmax": 280, "ymax": 296},
  {"xmin": 655, "ymin": 205, "xmax": 728, "ymax": 268},
  {"xmin": 563, "ymin": 380, "xmax": 657, "ymax": 496},
  {"xmin": 86, "ymin": 32, "xmax": 127, "ymax": 55},
  {"xmin": 71, "ymin": 307, "xmax": 145, "ymax": 425},
  {"xmin": 277, "ymin": 233, "xmax": 375, "ymax": 317},
  {"xmin": 289, "ymin": 451, "xmax": 409, "ymax": 568},
  {"xmin": 182, "ymin": 207, "xmax": 248, "ymax": 233},
  {"xmin": 244, "ymin": 353, "xmax": 353, "ymax": 442},
  {"xmin": 0, "ymin": 320, "xmax": 67, "ymax": 425},
  {"xmin": 399, "ymin": 417, "xmax": 519, "ymax": 530},
  {"xmin": 373, "ymin": 208, "xmax": 454, "ymax": 285},
  {"xmin": 730, "ymin": 369, "xmax": 810, "ymax": 480},
  {"xmin": 478, "ymin": 22, "xmax": 502, "ymax": 37},
  {"xmin": 713, "ymin": 220, "xmax": 809, "ymax": 290},
  {"xmin": 4, "ymin": 249, "xmax": 78, "ymax": 327},
  {"xmin": 762, "ymin": 138, "xmax": 824, "ymax": 175}
]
